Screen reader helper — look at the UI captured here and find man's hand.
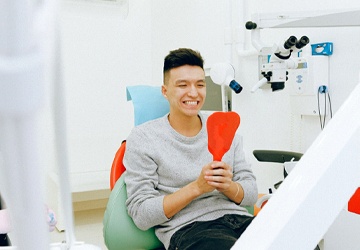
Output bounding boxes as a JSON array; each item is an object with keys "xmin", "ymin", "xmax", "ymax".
[
  {"xmin": 164, "ymin": 161, "xmax": 242, "ymax": 219},
  {"xmin": 203, "ymin": 162, "xmax": 244, "ymax": 204},
  {"xmin": 203, "ymin": 161, "xmax": 233, "ymax": 192}
]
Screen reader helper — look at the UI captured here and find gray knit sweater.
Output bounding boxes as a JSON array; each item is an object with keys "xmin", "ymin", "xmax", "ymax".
[{"xmin": 124, "ymin": 112, "xmax": 258, "ymax": 249}]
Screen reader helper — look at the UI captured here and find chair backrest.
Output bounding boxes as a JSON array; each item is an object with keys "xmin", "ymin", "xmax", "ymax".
[
  {"xmin": 109, "ymin": 85, "xmax": 170, "ymax": 189},
  {"xmin": 126, "ymin": 85, "xmax": 170, "ymax": 126}
]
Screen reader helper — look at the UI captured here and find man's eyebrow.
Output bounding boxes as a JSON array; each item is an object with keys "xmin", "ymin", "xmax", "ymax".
[
  {"xmin": 175, "ymin": 79, "xmax": 188, "ymax": 84},
  {"xmin": 175, "ymin": 78, "xmax": 205, "ymax": 84}
]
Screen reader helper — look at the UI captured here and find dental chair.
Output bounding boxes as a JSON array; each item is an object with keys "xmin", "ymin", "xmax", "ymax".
[
  {"xmin": 103, "ymin": 85, "xmax": 168, "ymax": 250},
  {"xmin": 102, "ymin": 85, "xmax": 258, "ymax": 250}
]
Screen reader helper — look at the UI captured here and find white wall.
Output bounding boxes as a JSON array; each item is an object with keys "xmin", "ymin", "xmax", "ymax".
[
  {"xmin": 42, "ymin": 0, "xmax": 360, "ymax": 248},
  {"xmin": 150, "ymin": 0, "xmax": 231, "ymax": 83},
  {"xmin": 59, "ymin": 1, "xmax": 153, "ymax": 177},
  {"xmin": 41, "ymin": 0, "xmax": 154, "ymax": 189}
]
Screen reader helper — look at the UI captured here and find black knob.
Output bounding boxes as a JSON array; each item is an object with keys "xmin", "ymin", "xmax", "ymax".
[{"xmin": 245, "ymin": 21, "xmax": 257, "ymax": 30}]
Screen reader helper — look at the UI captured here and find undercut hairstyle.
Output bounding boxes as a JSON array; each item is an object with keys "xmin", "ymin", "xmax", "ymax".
[{"xmin": 163, "ymin": 48, "xmax": 204, "ymax": 85}]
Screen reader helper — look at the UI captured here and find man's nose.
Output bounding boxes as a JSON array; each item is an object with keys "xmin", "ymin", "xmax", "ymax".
[{"xmin": 188, "ymin": 85, "xmax": 198, "ymax": 97}]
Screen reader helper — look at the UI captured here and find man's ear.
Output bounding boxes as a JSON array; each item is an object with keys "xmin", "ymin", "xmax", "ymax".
[{"xmin": 161, "ymin": 85, "xmax": 168, "ymax": 98}]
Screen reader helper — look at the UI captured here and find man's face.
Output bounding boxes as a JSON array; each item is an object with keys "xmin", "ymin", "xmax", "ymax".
[{"xmin": 162, "ymin": 65, "xmax": 206, "ymax": 118}]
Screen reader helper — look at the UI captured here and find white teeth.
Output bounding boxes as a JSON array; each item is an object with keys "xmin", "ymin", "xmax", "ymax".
[{"xmin": 184, "ymin": 101, "xmax": 197, "ymax": 105}]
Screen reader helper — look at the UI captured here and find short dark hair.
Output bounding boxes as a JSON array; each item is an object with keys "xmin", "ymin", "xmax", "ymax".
[{"xmin": 163, "ymin": 48, "xmax": 204, "ymax": 80}]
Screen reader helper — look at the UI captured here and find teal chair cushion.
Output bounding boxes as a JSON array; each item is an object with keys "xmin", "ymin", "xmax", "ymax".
[
  {"xmin": 103, "ymin": 174, "xmax": 164, "ymax": 250},
  {"xmin": 126, "ymin": 86, "xmax": 169, "ymax": 126}
]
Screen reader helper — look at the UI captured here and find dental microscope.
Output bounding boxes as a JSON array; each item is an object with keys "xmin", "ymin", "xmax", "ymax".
[{"xmin": 246, "ymin": 21, "xmax": 310, "ymax": 92}]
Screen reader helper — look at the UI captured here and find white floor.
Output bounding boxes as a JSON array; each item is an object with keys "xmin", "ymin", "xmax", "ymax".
[
  {"xmin": 50, "ymin": 207, "xmax": 325, "ymax": 250},
  {"xmin": 7, "ymin": 205, "xmax": 328, "ymax": 250},
  {"xmin": 50, "ymin": 208, "xmax": 107, "ymax": 250}
]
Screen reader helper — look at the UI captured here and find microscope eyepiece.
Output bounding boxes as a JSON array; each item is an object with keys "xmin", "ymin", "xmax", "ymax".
[
  {"xmin": 295, "ymin": 36, "xmax": 310, "ymax": 49},
  {"xmin": 284, "ymin": 36, "xmax": 297, "ymax": 49}
]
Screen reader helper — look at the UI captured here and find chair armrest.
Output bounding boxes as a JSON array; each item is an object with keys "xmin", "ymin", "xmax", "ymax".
[{"xmin": 253, "ymin": 150, "xmax": 303, "ymax": 163}]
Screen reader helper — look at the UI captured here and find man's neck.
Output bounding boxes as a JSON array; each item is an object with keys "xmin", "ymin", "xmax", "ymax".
[{"xmin": 168, "ymin": 113, "xmax": 202, "ymax": 137}]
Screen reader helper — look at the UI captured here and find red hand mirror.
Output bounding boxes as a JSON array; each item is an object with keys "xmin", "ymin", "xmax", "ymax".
[{"xmin": 207, "ymin": 111, "xmax": 240, "ymax": 161}]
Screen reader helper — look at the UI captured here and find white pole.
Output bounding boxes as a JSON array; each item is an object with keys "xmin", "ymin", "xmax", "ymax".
[
  {"xmin": 52, "ymin": 20, "xmax": 77, "ymax": 247},
  {"xmin": 0, "ymin": 0, "xmax": 102, "ymax": 248},
  {"xmin": 0, "ymin": 117, "xmax": 49, "ymax": 250},
  {"xmin": 0, "ymin": 0, "xmax": 49, "ymax": 248}
]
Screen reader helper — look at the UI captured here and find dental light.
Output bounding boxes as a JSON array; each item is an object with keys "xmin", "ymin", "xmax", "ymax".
[{"xmin": 210, "ymin": 62, "xmax": 243, "ymax": 94}]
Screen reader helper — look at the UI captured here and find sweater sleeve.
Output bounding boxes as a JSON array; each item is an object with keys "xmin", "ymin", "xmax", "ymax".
[
  {"xmin": 124, "ymin": 127, "xmax": 170, "ymax": 230},
  {"xmin": 232, "ymin": 135, "xmax": 258, "ymax": 207}
]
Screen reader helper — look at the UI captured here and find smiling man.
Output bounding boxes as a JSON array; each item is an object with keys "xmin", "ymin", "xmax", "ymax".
[{"xmin": 124, "ymin": 48, "xmax": 258, "ymax": 250}]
